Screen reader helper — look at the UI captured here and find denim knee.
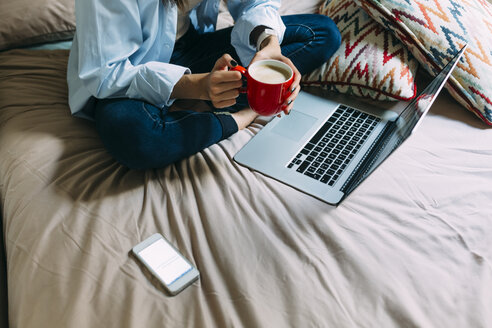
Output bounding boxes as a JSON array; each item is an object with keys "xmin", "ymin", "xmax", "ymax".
[
  {"xmin": 95, "ymin": 100, "xmax": 168, "ymax": 170},
  {"xmin": 281, "ymin": 14, "xmax": 342, "ymax": 74},
  {"xmin": 315, "ymin": 14, "xmax": 342, "ymax": 63}
]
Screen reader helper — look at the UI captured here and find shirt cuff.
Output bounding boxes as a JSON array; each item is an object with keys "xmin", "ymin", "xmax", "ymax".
[
  {"xmin": 125, "ymin": 62, "xmax": 191, "ymax": 108},
  {"xmin": 231, "ymin": 6, "xmax": 286, "ymax": 66}
]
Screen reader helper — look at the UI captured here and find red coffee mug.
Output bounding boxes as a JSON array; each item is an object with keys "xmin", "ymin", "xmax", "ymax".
[{"xmin": 231, "ymin": 59, "xmax": 294, "ymax": 116}]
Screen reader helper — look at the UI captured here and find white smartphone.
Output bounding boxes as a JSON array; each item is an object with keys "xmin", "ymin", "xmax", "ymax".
[{"xmin": 132, "ymin": 233, "xmax": 200, "ymax": 296}]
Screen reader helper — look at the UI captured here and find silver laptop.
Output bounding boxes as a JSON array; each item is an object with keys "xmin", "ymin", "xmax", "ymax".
[{"xmin": 234, "ymin": 45, "xmax": 466, "ymax": 205}]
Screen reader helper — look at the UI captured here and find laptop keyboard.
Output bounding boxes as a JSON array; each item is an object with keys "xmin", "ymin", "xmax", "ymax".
[{"xmin": 287, "ymin": 105, "xmax": 380, "ymax": 186}]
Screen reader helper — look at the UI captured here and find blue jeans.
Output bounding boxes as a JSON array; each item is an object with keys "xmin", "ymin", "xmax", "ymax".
[{"xmin": 95, "ymin": 14, "xmax": 341, "ymax": 169}]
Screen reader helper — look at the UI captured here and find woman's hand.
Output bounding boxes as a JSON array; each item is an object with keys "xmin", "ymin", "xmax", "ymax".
[
  {"xmin": 171, "ymin": 54, "xmax": 242, "ymax": 109},
  {"xmin": 250, "ymin": 35, "xmax": 301, "ymax": 117},
  {"xmin": 203, "ymin": 54, "xmax": 243, "ymax": 109}
]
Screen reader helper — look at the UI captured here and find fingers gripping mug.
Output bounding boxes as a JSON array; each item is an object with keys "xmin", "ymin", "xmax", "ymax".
[{"xmin": 231, "ymin": 59, "xmax": 294, "ymax": 116}]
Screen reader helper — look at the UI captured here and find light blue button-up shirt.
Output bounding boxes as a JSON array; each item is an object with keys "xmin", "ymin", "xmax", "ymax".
[{"xmin": 67, "ymin": 0, "xmax": 286, "ymax": 119}]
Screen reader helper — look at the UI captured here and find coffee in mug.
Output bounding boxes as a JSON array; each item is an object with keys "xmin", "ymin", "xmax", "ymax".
[
  {"xmin": 231, "ymin": 59, "xmax": 294, "ymax": 116},
  {"xmin": 249, "ymin": 63, "xmax": 291, "ymax": 84}
]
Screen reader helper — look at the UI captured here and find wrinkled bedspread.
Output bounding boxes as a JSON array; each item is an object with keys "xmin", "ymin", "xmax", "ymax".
[{"xmin": 1, "ymin": 47, "xmax": 492, "ymax": 328}]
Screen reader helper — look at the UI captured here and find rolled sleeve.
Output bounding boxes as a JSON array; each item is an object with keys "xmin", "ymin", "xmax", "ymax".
[
  {"xmin": 126, "ymin": 63, "xmax": 190, "ymax": 108},
  {"xmin": 229, "ymin": 1, "xmax": 286, "ymax": 66}
]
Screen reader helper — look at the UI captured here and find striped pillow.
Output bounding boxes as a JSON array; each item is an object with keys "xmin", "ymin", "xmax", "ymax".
[
  {"xmin": 353, "ymin": 0, "xmax": 492, "ymax": 125},
  {"xmin": 302, "ymin": 0, "xmax": 419, "ymax": 101}
]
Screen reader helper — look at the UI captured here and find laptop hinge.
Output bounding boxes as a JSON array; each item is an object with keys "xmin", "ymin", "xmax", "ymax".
[{"xmin": 340, "ymin": 121, "xmax": 397, "ymax": 195}]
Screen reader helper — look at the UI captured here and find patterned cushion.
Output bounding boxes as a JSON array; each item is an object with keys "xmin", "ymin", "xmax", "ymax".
[
  {"xmin": 352, "ymin": 0, "xmax": 492, "ymax": 125},
  {"xmin": 302, "ymin": 0, "xmax": 419, "ymax": 101}
]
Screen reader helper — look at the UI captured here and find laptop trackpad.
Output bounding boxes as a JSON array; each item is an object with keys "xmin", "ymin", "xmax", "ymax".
[{"xmin": 271, "ymin": 110, "xmax": 317, "ymax": 142}]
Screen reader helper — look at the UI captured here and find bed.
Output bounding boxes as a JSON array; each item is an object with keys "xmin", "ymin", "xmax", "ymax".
[{"xmin": 1, "ymin": 0, "xmax": 492, "ymax": 327}]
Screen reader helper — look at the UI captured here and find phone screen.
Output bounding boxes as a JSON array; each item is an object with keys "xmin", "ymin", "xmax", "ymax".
[{"xmin": 137, "ymin": 238, "xmax": 192, "ymax": 286}]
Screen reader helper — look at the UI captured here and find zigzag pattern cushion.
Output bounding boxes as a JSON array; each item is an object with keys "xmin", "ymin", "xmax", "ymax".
[
  {"xmin": 302, "ymin": 0, "xmax": 419, "ymax": 101},
  {"xmin": 352, "ymin": 0, "xmax": 492, "ymax": 125}
]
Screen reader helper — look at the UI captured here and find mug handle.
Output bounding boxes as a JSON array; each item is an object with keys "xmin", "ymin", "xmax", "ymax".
[{"xmin": 230, "ymin": 65, "xmax": 248, "ymax": 93}]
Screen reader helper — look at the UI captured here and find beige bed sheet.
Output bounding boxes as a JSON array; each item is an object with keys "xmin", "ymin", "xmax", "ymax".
[{"xmin": 1, "ymin": 35, "xmax": 492, "ymax": 328}]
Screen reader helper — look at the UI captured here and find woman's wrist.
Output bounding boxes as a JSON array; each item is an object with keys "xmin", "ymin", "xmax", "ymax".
[
  {"xmin": 258, "ymin": 35, "xmax": 281, "ymax": 54},
  {"xmin": 171, "ymin": 73, "xmax": 209, "ymax": 100}
]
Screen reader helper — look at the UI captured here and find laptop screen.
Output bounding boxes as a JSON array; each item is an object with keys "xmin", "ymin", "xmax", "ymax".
[{"xmin": 342, "ymin": 45, "xmax": 466, "ymax": 196}]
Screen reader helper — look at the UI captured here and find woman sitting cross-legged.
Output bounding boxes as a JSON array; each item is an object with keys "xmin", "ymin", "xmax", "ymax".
[{"xmin": 67, "ymin": 0, "xmax": 341, "ymax": 169}]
